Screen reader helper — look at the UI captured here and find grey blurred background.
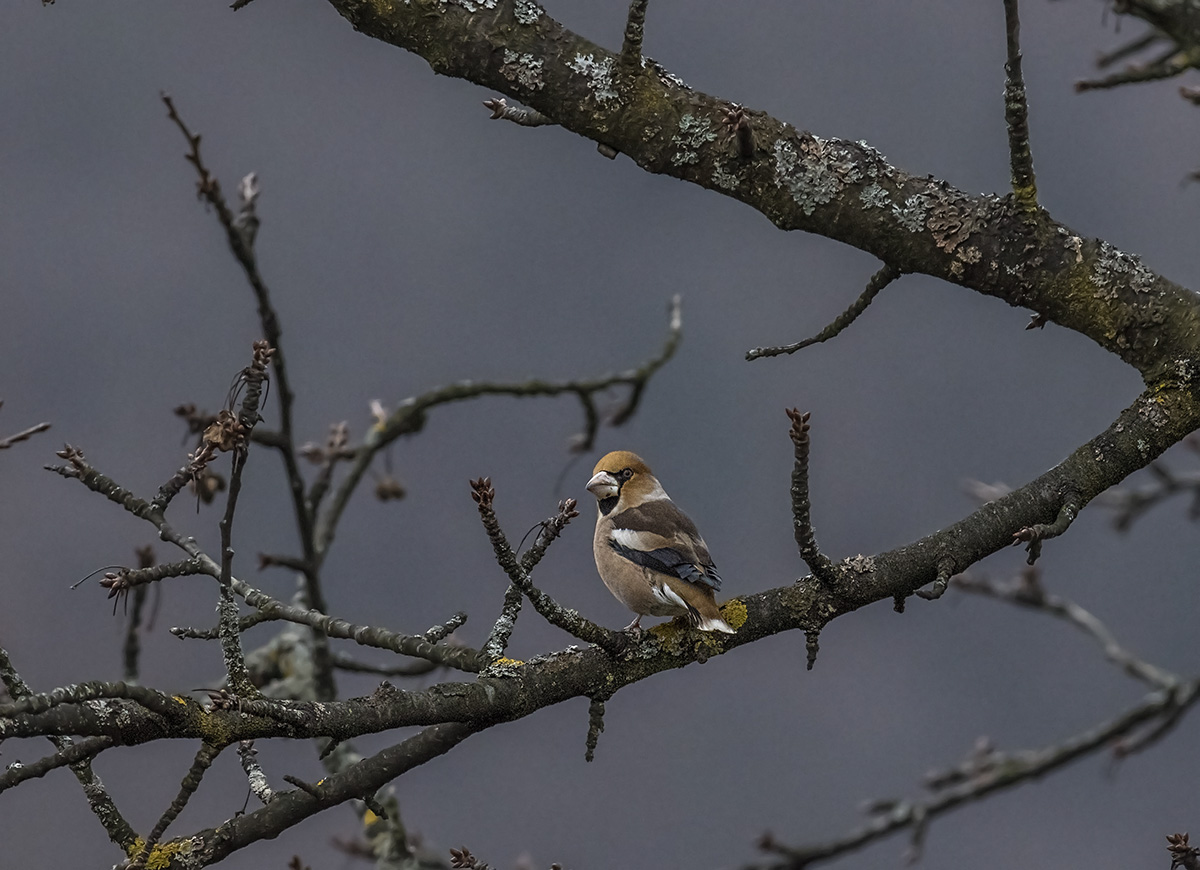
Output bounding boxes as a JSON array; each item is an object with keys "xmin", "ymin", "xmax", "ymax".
[{"xmin": 2, "ymin": 1, "xmax": 1199, "ymax": 868}]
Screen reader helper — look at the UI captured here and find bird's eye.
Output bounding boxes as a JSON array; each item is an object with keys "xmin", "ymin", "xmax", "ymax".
[{"xmin": 620, "ymin": 468, "xmax": 633, "ymax": 480}]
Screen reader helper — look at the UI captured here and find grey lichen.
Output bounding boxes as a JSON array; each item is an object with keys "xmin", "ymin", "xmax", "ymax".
[
  {"xmin": 513, "ymin": 0, "xmax": 541, "ymax": 24},
  {"xmin": 449, "ymin": 0, "xmax": 498, "ymax": 10},
  {"xmin": 772, "ymin": 135, "xmax": 864, "ymax": 216},
  {"xmin": 859, "ymin": 182, "xmax": 890, "ymax": 209},
  {"xmin": 854, "ymin": 140, "xmax": 895, "ymax": 179},
  {"xmin": 501, "ymin": 50, "xmax": 544, "ymax": 91},
  {"xmin": 569, "ymin": 53, "xmax": 618, "ymax": 103},
  {"xmin": 1093, "ymin": 241, "xmax": 1157, "ymax": 300},
  {"xmin": 711, "ymin": 165, "xmax": 740, "ymax": 190},
  {"xmin": 844, "ymin": 554, "xmax": 876, "ymax": 574},
  {"xmin": 892, "ymin": 192, "xmax": 934, "ymax": 233},
  {"xmin": 671, "ymin": 114, "xmax": 717, "ymax": 166},
  {"xmin": 644, "ymin": 57, "xmax": 689, "ymax": 90}
]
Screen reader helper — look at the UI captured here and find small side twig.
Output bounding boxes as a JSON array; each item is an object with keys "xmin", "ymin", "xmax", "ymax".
[
  {"xmin": 584, "ymin": 694, "xmax": 607, "ymax": 762},
  {"xmin": 329, "ymin": 651, "xmax": 439, "ymax": 678},
  {"xmin": 469, "ymin": 478, "xmax": 626, "ymax": 656},
  {"xmin": 424, "ymin": 611, "xmax": 468, "ymax": 644},
  {"xmin": 746, "ymin": 263, "xmax": 899, "ymax": 360},
  {"xmin": 0, "ymin": 646, "xmax": 137, "ymax": 849},
  {"xmin": 481, "ymin": 97, "xmax": 554, "ymax": 127},
  {"xmin": 914, "ymin": 557, "xmax": 956, "ymax": 601},
  {"xmin": 785, "ymin": 409, "xmax": 838, "ymax": 588},
  {"xmin": 238, "ymin": 741, "xmax": 275, "ymax": 806},
  {"xmin": 953, "ymin": 567, "xmax": 1178, "ymax": 691},
  {"xmin": 620, "ymin": 0, "xmax": 649, "ymax": 64},
  {"xmin": 748, "ymin": 677, "xmax": 1200, "ymax": 869},
  {"xmin": 1011, "ymin": 491, "xmax": 1081, "ymax": 564},
  {"xmin": 217, "ymin": 341, "xmax": 275, "ymax": 698},
  {"xmin": 0, "ymin": 417, "xmax": 51, "ymax": 450},
  {"xmin": 129, "ymin": 742, "xmax": 223, "ymax": 869},
  {"xmin": 0, "ymin": 735, "xmax": 114, "ymax": 794},
  {"xmin": 122, "ymin": 545, "xmax": 157, "ymax": 682},
  {"xmin": 1077, "ymin": 51, "xmax": 1188, "ymax": 91},
  {"xmin": 1002, "ymin": 0, "xmax": 1038, "ymax": 212}
]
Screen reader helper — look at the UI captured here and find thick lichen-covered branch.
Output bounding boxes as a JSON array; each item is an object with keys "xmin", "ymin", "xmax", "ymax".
[{"xmin": 328, "ymin": 0, "xmax": 1200, "ymax": 384}]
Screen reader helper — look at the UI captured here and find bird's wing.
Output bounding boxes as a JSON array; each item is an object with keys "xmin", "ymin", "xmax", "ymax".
[{"xmin": 606, "ymin": 500, "xmax": 722, "ymax": 591}]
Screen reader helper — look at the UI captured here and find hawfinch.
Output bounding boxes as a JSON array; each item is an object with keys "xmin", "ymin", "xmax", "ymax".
[{"xmin": 586, "ymin": 451, "xmax": 735, "ymax": 634}]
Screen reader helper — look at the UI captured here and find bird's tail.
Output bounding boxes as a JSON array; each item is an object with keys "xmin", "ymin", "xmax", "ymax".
[{"xmin": 694, "ymin": 613, "xmax": 736, "ymax": 634}]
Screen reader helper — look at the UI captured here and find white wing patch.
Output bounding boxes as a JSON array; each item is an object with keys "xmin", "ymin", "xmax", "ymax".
[
  {"xmin": 652, "ymin": 582, "xmax": 689, "ymax": 611},
  {"xmin": 609, "ymin": 527, "xmax": 672, "ymax": 552}
]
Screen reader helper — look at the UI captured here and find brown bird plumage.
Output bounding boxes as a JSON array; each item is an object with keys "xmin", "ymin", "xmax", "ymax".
[{"xmin": 586, "ymin": 451, "xmax": 735, "ymax": 634}]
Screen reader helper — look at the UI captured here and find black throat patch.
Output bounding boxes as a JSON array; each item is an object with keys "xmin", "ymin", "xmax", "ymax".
[{"xmin": 597, "ymin": 495, "xmax": 619, "ymax": 516}]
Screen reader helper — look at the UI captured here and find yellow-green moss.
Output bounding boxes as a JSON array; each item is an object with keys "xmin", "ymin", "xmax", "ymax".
[
  {"xmin": 720, "ymin": 598, "xmax": 748, "ymax": 630},
  {"xmin": 126, "ymin": 837, "xmax": 198, "ymax": 869},
  {"xmin": 494, "ymin": 657, "xmax": 524, "ymax": 666}
]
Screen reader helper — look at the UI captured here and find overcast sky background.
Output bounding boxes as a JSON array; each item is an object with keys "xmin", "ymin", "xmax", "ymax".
[{"xmin": 3, "ymin": 2, "xmax": 1200, "ymax": 868}]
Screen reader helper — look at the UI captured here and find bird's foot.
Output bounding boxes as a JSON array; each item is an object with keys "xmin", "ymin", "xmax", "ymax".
[{"xmin": 622, "ymin": 615, "xmax": 645, "ymax": 639}]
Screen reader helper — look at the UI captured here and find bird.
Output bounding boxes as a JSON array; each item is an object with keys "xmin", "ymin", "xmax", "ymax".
[{"xmin": 586, "ymin": 450, "xmax": 735, "ymax": 634}]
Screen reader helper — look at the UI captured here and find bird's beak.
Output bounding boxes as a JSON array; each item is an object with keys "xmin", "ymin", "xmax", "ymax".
[{"xmin": 586, "ymin": 471, "xmax": 620, "ymax": 499}]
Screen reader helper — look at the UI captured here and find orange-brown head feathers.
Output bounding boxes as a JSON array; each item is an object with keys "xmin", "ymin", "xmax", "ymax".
[{"xmin": 586, "ymin": 451, "xmax": 664, "ymax": 508}]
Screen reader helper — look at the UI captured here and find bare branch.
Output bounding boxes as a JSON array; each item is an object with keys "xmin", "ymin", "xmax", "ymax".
[
  {"xmin": 469, "ymin": 477, "xmax": 626, "ymax": 656},
  {"xmin": 954, "ymin": 568, "xmax": 1178, "ymax": 690},
  {"xmin": 1003, "ymin": 0, "xmax": 1039, "ymax": 211},
  {"xmin": 751, "ymin": 678, "xmax": 1200, "ymax": 868},
  {"xmin": 747, "ymin": 264, "xmax": 900, "ymax": 360},
  {"xmin": 784, "ymin": 409, "xmax": 839, "ymax": 595}
]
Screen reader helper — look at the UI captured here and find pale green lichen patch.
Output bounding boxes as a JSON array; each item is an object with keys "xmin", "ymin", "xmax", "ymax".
[
  {"xmin": 672, "ymin": 114, "xmax": 716, "ymax": 166},
  {"xmin": 711, "ymin": 165, "xmax": 740, "ymax": 190},
  {"xmin": 859, "ymin": 182, "xmax": 890, "ymax": 209},
  {"xmin": 772, "ymin": 135, "xmax": 859, "ymax": 216},
  {"xmin": 892, "ymin": 192, "xmax": 934, "ymax": 233},
  {"xmin": 513, "ymin": 0, "xmax": 541, "ymax": 23},
  {"xmin": 569, "ymin": 53, "xmax": 618, "ymax": 103},
  {"xmin": 501, "ymin": 50, "xmax": 544, "ymax": 91}
]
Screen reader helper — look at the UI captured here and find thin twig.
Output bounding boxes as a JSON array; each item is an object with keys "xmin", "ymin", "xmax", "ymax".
[
  {"xmin": 785, "ymin": 409, "xmax": 838, "ymax": 588},
  {"xmin": 163, "ymin": 94, "xmax": 335, "ymax": 701},
  {"xmin": 1011, "ymin": 491, "xmax": 1080, "ymax": 564},
  {"xmin": 620, "ymin": 0, "xmax": 649, "ymax": 64},
  {"xmin": 953, "ymin": 568, "xmax": 1178, "ymax": 690},
  {"xmin": 0, "ymin": 420, "xmax": 51, "ymax": 449},
  {"xmin": 0, "ymin": 645, "xmax": 137, "ymax": 848},
  {"xmin": 314, "ymin": 296, "xmax": 682, "ymax": 559},
  {"xmin": 1002, "ymin": 0, "xmax": 1038, "ymax": 212},
  {"xmin": 469, "ymin": 478, "xmax": 626, "ymax": 655},
  {"xmin": 746, "ymin": 264, "xmax": 899, "ymax": 360},
  {"xmin": 130, "ymin": 742, "xmax": 223, "ymax": 869},
  {"xmin": 750, "ymin": 678, "xmax": 1200, "ymax": 869}
]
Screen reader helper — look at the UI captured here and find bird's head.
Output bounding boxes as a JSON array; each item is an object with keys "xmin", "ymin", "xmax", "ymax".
[{"xmin": 586, "ymin": 450, "xmax": 662, "ymax": 513}]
